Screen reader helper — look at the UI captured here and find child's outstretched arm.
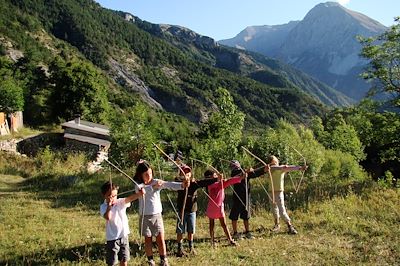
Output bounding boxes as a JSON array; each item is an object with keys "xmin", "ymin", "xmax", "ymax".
[
  {"xmin": 223, "ymin": 174, "xmax": 243, "ymax": 188},
  {"xmin": 125, "ymin": 188, "xmax": 145, "ymax": 204},
  {"xmin": 152, "ymin": 180, "xmax": 188, "ymax": 191},
  {"xmin": 246, "ymin": 164, "xmax": 270, "ymax": 179},
  {"xmin": 278, "ymin": 165, "xmax": 308, "ymax": 173},
  {"xmin": 193, "ymin": 178, "xmax": 219, "ymax": 189}
]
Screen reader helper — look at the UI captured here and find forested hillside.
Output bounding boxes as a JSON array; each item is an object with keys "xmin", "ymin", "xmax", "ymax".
[
  {"xmin": 1, "ymin": 0, "xmax": 327, "ymax": 129},
  {"xmin": 128, "ymin": 18, "xmax": 352, "ymax": 106}
]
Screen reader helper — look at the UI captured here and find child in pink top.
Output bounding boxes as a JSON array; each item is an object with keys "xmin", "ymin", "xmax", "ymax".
[{"xmin": 204, "ymin": 170, "xmax": 246, "ymax": 247}]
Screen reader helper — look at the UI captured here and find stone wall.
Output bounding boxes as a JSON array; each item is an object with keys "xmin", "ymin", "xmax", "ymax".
[
  {"xmin": 17, "ymin": 133, "xmax": 64, "ymax": 156},
  {"xmin": 0, "ymin": 139, "xmax": 19, "ymax": 152},
  {"xmin": 65, "ymin": 139, "xmax": 100, "ymax": 160}
]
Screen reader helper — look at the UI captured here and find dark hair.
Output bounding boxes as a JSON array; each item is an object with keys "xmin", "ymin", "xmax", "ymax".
[
  {"xmin": 134, "ymin": 161, "xmax": 152, "ymax": 184},
  {"xmin": 204, "ymin": 169, "xmax": 215, "ymax": 179},
  {"xmin": 180, "ymin": 164, "xmax": 191, "ymax": 175},
  {"xmin": 174, "ymin": 150, "xmax": 183, "ymax": 161},
  {"xmin": 101, "ymin": 181, "xmax": 119, "ymax": 195}
]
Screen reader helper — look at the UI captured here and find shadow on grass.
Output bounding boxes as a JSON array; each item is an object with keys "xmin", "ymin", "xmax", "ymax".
[
  {"xmin": 0, "ymin": 240, "xmax": 148, "ymax": 265},
  {"xmin": 19, "ymin": 173, "xmax": 104, "ymax": 211},
  {"xmin": 0, "ymin": 237, "xmax": 224, "ymax": 265}
]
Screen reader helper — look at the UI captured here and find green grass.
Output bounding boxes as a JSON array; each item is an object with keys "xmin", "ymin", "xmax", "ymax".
[
  {"xmin": 0, "ymin": 167, "xmax": 399, "ymax": 265},
  {"xmin": 0, "ymin": 151, "xmax": 398, "ymax": 265},
  {"xmin": 0, "ymin": 127, "xmax": 43, "ymax": 141}
]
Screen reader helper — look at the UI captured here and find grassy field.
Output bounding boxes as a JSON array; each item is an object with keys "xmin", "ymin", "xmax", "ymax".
[{"xmin": 0, "ymin": 154, "xmax": 399, "ymax": 265}]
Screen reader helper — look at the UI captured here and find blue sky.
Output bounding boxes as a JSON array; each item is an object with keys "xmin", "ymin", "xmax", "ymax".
[{"xmin": 94, "ymin": 0, "xmax": 399, "ymax": 40}]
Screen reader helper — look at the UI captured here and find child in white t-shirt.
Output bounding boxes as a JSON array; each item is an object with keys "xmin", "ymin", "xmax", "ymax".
[{"xmin": 100, "ymin": 181, "xmax": 145, "ymax": 266}]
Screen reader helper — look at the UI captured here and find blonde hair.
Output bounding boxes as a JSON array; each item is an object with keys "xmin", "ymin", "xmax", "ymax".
[{"xmin": 268, "ymin": 155, "xmax": 279, "ymax": 165}]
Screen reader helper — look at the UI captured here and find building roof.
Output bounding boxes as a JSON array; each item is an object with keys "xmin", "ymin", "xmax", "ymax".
[
  {"xmin": 64, "ymin": 133, "xmax": 111, "ymax": 147},
  {"xmin": 61, "ymin": 119, "xmax": 109, "ymax": 136}
]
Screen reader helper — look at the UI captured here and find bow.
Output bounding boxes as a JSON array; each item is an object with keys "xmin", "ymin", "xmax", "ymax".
[
  {"xmin": 242, "ymin": 146, "xmax": 275, "ymax": 204},
  {"xmin": 288, "ymin": 146, "xmax": 307, "ymax": 193},
  {"xmin": 103, "ymin": 158, "xmax": 144, "ymax": 250},
  {"xmin": 219, "ymin": 158, "xmax": 249, "ymax": 211},
  {"xmin": 104, "ymin": 159, "xmax": 140, "ymax": 188},
  {"xmin": 152, "ymin": 143, "xmax": 188, "ymax": 222},
  {"xmin": 283, "ymin": 146, "xmax": 297, "ymax": 190},
  {"xmin": 189, "ymin": 157, "xmax": 224, "ymax": 208},
  {"xmin": 156, "ymin": 158, "xmax": 183, "ymax": 226},
  {"xmin": 190, "ymin": 157, "xmax": 221, "ymax": 175}
]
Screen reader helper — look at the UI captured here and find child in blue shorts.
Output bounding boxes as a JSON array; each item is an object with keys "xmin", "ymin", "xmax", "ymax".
[{"xmin": 174, "ymin": 164, "xmax": 218, "ymax": 256}]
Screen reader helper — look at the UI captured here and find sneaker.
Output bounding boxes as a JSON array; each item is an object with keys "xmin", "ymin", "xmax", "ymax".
[
  {"xmin": 148, "ymin": 259, "xmax": 156, "ymax": 266},
  {"xmin": 176, "ymin": 247, "xmax": 186, "ymax": 257},
  {"xmin": 245, "ymin": 231, "xmax": 254, "ymax": 239},
  {"xmin": 270, "ymin": 224, "xmax": 280, "ymax": 232},
  {"xmin": 288, "ymin": 225, "xmax": 298, "ymax": 235},
  {"xmin": 160, "ymin": 258, "xmax": 169, "ymax": 266},
  {"xmin": 189, "ymin": 248, "xmax": 197, "ymax": 255},
  {"xmin": 232, "ymin": 232, "xmax": 243, "ymax": 240}
]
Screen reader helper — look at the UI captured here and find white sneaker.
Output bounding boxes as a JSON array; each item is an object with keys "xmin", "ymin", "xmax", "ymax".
[{"xmin": 270, "ymin": 224, "xmax": 280, "ymax": 232}]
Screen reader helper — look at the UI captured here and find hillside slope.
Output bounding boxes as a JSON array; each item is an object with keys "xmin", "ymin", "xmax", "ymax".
[
  {"xmin": 1, "ymin": 0, "xmax": 328, "ymax": 128},
  {"xmin": 132, "ymin": 18, "xmax": 352, "ymax": 106}
]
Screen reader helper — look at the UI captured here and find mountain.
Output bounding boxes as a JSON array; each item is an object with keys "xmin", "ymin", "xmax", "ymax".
[
  {"xmin": 129, "ymin": 17, "xmax": 352, "ymax": 106},
  {"xmin": 219, "ymin": 21, "xmax": 299, "ymax": 56},
  {"xmin": 0, "ymin": 0, "xmax": 329, "ymax": 129},
  {"xmin": 219, "ymin": 2, "xmax": 387, "ymax": 101}
]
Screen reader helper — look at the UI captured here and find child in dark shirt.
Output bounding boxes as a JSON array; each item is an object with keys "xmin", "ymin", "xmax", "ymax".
[
  {"xmin": 175, "ymin": 164, "xmax": 218, "ymax": 256},
  {"xmin": 228, "ymin": 160, "xmax": 269, "ymax": 240}
]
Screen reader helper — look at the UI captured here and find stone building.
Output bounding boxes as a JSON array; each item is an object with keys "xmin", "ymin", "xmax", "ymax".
[{"xmin": 61, "ymin": 117, "xmax": 111, "ymax": 158}]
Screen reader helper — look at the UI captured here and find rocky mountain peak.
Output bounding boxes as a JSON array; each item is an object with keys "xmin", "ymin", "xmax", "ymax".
[{"xmin": 159, "ymin": 24, "xmax": 218, "ymax": 49}]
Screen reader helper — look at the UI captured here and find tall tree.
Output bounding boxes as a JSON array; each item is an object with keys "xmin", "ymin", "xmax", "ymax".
[
  {"xmin": 0, "ymin": 57, "xmax": 24, "ymax": 113},
  {"xmin": 194, "ymin": 87, "xmax": 245, "ymax": 164},
  {"xmin": 109, "ymin": 102, "xmax": 156, "ymax": 167},
  {"xmin": 359, "ymin": 17, "xmax": 400, "ymax": 107},
  {"xmin": 49, "ymin": 58, "xmax": 110, "ymax": 123}
]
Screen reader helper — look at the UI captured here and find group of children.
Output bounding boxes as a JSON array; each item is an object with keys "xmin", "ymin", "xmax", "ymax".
[{"xmin": 100, "ymin": 155, "xmax": 307, "ymax": 266}]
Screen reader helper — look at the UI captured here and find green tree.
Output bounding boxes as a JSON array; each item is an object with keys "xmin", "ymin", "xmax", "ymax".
[
  {"xmin": 311, "ymin": 113, "xmax": 365, "ymax": 162},
  {"xmin": 49, "ymin": 58, "xmax": 110, "ymax": 123},
  {"xmin": 194, "ymin": 87, "xmax": 245, "ymax": 164},
  {"xmin": 359, "ymin": 17, "xmax": 400, "ymax": 107},
  {"xmin": 109, "ymin": 102, "xmax": 156, "ymax": 167},
  {"xmin": 0, "ymin": 57, "xmax": 24, "ymax": 113}
]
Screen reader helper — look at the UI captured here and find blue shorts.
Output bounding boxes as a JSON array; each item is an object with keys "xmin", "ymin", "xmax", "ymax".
[{"xmin": 176, "ymin": 212, "xmax": 196, "ymax": 234}]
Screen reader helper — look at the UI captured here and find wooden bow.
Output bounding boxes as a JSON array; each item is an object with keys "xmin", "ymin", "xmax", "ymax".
[
  {"xmin": 104, "ymin": 158, "xmax": 140, "ymax": 188},
  {"xmin": 219, "ymin": 158, "xmax": 249, "ymax": 211},
  {"xmin": 153, "ymin": 143, "xmax": 188, "ymax": 222},
  {"xmin": 242, "ymin": 147, "xmax": 275, "ymax": 204},
  {"xmin": 190, "ymin": 157, "xmax": 224, "ymax": 208},
  {"xmin": 103, "ymin": 158, "xmax": 144, "ymax": 250},
  {"xmin": 289, "ymin": 146, "xmax": 307, "ymax": 193},
  {"xmin": 156, "ymin": 158, "xmax": 183, "ymax": 225}
]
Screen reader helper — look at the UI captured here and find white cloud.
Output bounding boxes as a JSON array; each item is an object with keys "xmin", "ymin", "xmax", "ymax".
[{"xmin": 337, "ymin": 0, "xmax": 351, "ymax": 6}]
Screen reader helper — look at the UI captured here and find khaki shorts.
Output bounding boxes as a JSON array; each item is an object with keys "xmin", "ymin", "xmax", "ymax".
[
  {"xmin": 139, "ymin": 213, "xmax": 164, "ymax": 237},
  {"xmin": 105, "ymin": 236, "xmax": 130, "ymax": 266}
]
